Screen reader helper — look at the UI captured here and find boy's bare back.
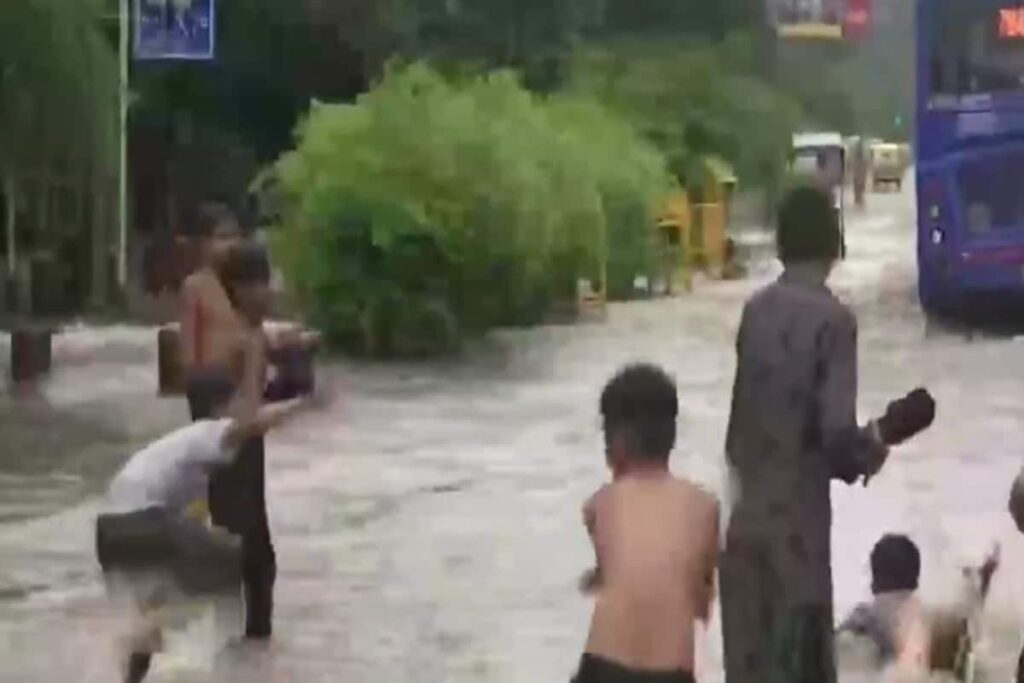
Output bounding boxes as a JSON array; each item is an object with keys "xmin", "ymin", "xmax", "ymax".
[{"xmin": 584, "ymin": 473, "xmax": 719, "ymax": 673}]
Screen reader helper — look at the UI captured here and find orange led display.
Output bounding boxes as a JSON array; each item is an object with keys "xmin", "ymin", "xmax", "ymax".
[{"xmin": 1000, "ymin": 8, "xmax": 1024, "ymax": 38}]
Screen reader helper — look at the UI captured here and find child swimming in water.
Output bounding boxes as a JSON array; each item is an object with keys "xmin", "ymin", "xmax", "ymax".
[{"xmin": 838, "ymin": 534, "xmax": 999, "ymax": 682}]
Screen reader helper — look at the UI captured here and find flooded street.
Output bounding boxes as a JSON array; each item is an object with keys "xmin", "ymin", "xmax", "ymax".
[{"xmin": 3, "ymin": 183, "xmax": 1024, "ymax": 682}]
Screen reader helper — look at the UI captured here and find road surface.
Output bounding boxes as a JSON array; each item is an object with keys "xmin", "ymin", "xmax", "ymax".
[{"xmin": 1, "ymin": 183, "xmax": 1024, "ymax": 681}]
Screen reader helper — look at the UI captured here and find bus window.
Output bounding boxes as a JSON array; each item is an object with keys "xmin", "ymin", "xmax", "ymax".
[
  {"xmin": 956, "ymin": 147, "xmax": 1024, "ymax": 234},
  {"xmin": 930, "ymin": 0, "xmax": 1024, "ymax": 98}
]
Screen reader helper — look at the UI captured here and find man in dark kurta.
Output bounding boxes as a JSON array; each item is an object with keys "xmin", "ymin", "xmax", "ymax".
[{"xmin": 721, "ymin": 186, "xmax": 933, "ymax": 683}]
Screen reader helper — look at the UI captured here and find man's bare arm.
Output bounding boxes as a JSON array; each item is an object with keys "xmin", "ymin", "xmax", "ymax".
[
  {"xmin": 580, "ymin": 492, "xmax": 603, "ymax": 594},
  {"xmin": 695, "ymin": 500, "xmax": 720, "ymax": 623}
]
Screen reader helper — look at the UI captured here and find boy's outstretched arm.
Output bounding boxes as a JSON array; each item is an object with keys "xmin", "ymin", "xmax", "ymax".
[{"xmin": 223, "ymin": 397, "xmax": 309, "ymax": 451}]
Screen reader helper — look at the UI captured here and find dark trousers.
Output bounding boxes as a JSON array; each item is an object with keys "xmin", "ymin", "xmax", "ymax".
[
  {"xmin": 1017, "ymin": 646, "xmax": 1024, "ymax": 683},
  {"xmin": 188, "ymin": 382, "xmax": 276, "ymax": 639},
  {"xmin": 207, "ymin": 435, "xmax": 276, "ymax": 639},
  {"xmin": 720, "ymin": 538, "xmax": 836, "ymax": 683},
  {"xmin": 572, "ymin": 654, "xmax": 695, "ymax": 683}
]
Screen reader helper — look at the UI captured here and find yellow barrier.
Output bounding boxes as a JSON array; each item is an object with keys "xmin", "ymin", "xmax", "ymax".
[
  {"xmin": 653, "ymin": 156, "xmax": 735, "ymax": 291},
  {"xmin": 692, "ymin": 202, "xmax": 727, "ymax": 273},
  {"xmin": 656, "ymin": 193, "xmax": 693, "ymax": 294},
  {"xmin": 577, "ymin": 276, "xmax": 608, "ymax": 319}
]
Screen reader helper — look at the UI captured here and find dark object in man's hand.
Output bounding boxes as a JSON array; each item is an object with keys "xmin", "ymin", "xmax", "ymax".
[
  {"xmin": 265, "ymin": 346, "xmax": 315, "ymax": 402},
  {"xmin": 877, "ymin": 388, "xmax": 935, "ymax": 447}
]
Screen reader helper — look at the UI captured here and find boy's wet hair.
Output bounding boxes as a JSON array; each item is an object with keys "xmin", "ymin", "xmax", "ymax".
[
  {"xmin": 185, "ymin": 367, "xmax": 237, "ymax": 420},
  {"xmin": 194, "ymin": 201, "xmax": 238, "ymax": 239},
  {"xmin": 219, "ymin": 243, "xmax": 271, "ymax": 305},
  {"xmin": 871, "ymin": 534, "xmax": 921, "ymax": 594},
  {"xmin": 776, "ymin": 185, "xmax": 841, "ymax": 264},
  {"xmin": 600, "ymin": 364, "xmax": 678, "ymax": 462}
]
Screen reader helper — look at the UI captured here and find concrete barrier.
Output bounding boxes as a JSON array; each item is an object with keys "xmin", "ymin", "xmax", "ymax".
[{"xmin": 10, "ymin": 326, "xmax": 53, "ymax": 384}]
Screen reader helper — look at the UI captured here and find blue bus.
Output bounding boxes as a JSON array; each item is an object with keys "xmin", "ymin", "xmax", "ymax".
[{"xmin": 917, "ymin": 0, "xmax": 1024, "ymax": 315}]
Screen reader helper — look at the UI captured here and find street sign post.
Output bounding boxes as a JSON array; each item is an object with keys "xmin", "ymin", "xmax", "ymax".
[
  {"xmin": 119, "ymin": 0, "xmax": 216, "ymax": 292},
  {"xmin": 134, "ymin": 0, "xmax": 216, "ymax": 61}
]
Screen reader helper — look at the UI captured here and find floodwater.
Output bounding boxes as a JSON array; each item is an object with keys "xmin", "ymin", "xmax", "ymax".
[{"xmin": 2, "ymin": 182, "xmax": 1024, "ymax": 681}]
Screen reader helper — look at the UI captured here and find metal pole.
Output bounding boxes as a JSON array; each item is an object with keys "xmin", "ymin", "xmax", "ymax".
[
  {"xmin": 4, "ymin": 172, "xmax": 15, "ymax": 277},
  {"xmin": 118, "ymin": 0, "xmax": 129, "ymax": 288}
]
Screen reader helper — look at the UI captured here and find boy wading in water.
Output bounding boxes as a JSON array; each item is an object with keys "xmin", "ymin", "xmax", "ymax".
[
  {"xmin": 180, "ymin": 202, "xmax": 245, "ymax": 383},
  {"xmin": 720, "ymin": 185, "xmax": 936, "ymax": 683},
  {"xmin": 96, "ymin": 346, "xmax": 309, "ymax": 682},
  {"xmin": 574, "ymin": 364, "xmax": 720, "ymax": 683},
  {"xmin": 196, "ymin": 242, "xmax": 282, "ymax": 641},
  {"xmin": 181, "ymin": 202, "xmax": 319, "ymax": 640}
]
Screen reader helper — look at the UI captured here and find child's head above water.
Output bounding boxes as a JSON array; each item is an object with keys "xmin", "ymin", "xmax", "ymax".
[
  {"xmin": 185, "ymin": 366, "xmax": 237, "ymax": 421},
  {"xmin": 219, "ymin": 242, "xmax": 272, "ymax": 325},
  {"xmin": 871, "ymin": 534, "xmax": 921, "ymax": 595},
  {"xmin": 776, "ymin": 184, "xmax": 841, "ymax": 267},
  {"xmin": 195, "ymin": 200, "xmax": 242, "ymax": 268},
  {"xmin": 600, "ymin": 364, "xmax": 678, "ymax": 474}
]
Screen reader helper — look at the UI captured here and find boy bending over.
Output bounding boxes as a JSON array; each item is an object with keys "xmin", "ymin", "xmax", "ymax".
[
  {"xmin": 574, "ymin": 364, "xmax": 719, "ymax": 683},
  {"xmin": 96, "ymin": 343, "xmax": 309, "ymax": 683}
]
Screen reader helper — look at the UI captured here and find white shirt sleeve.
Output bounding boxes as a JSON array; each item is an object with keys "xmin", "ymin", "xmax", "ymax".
[{"xmin": 186, "ymin": 418, "xmax": 236, "ymax": 467}]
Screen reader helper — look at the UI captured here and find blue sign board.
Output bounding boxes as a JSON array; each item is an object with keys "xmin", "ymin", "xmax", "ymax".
[{"xmin": 134, "ymin": 0, "xmax": 215, "ymax": 61}]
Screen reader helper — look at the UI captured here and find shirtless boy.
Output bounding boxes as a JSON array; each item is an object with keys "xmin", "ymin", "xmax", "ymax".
[
  {"xmin": 180, "ymin": 201, "xmax": 318, "ymax": 405},
  {"xmin": 574, "ymin": 364, "xmax": 719, "ymax": 683},
  {"xmin": 188, "ymin": 242, "xmax": 290, "ymax": 641},
  {"xmin": 180, "ymin": 201, "xmax": 245, "ymax": 391}
]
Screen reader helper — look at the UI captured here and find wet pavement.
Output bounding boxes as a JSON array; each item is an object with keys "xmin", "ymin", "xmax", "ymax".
[{"xmin": 3, "ymin": 182, "xmax": 1024, "ymax": 682}]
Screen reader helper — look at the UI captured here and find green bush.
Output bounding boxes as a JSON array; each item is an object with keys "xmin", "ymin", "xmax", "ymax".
[{"xmin": 265, "ymin": 63, "xmax": 673, "ymax": 357}]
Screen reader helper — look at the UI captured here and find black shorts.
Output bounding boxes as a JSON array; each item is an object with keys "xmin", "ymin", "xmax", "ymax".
[
  {"xmin": 572, "ymin": 654, "xmax": 696, "ymax": 683},
  {"xmin": 96, "ymin": 507, "xmax": 242, "ymax": 597}
]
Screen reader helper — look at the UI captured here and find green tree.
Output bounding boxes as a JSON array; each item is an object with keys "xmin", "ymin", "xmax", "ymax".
[
  {"xmin": 0, "ymin": 0, "xmax": 119, "ymax": 308},
  {"xmin": 569, "ymin": 38, "xmax": 801, "ymax": 195}
]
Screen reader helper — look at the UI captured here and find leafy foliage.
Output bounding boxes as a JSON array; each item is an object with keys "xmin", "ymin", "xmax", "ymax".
[
  {"xmin": 569, "ymin": 37, "xmax": 802, "ymax": 196},
  {"xmin": 0, "ymin": 0, "xmax": 118, "ymax": 179},
  {"xmin": 266, "ymin": 64, "xmax": 673, "ymax": 356}
]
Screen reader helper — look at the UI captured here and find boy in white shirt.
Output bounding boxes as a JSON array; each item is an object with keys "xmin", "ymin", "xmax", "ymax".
[{"xmin": 96, "ymin": 341, "xmax": 308, "ymax": 683}]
